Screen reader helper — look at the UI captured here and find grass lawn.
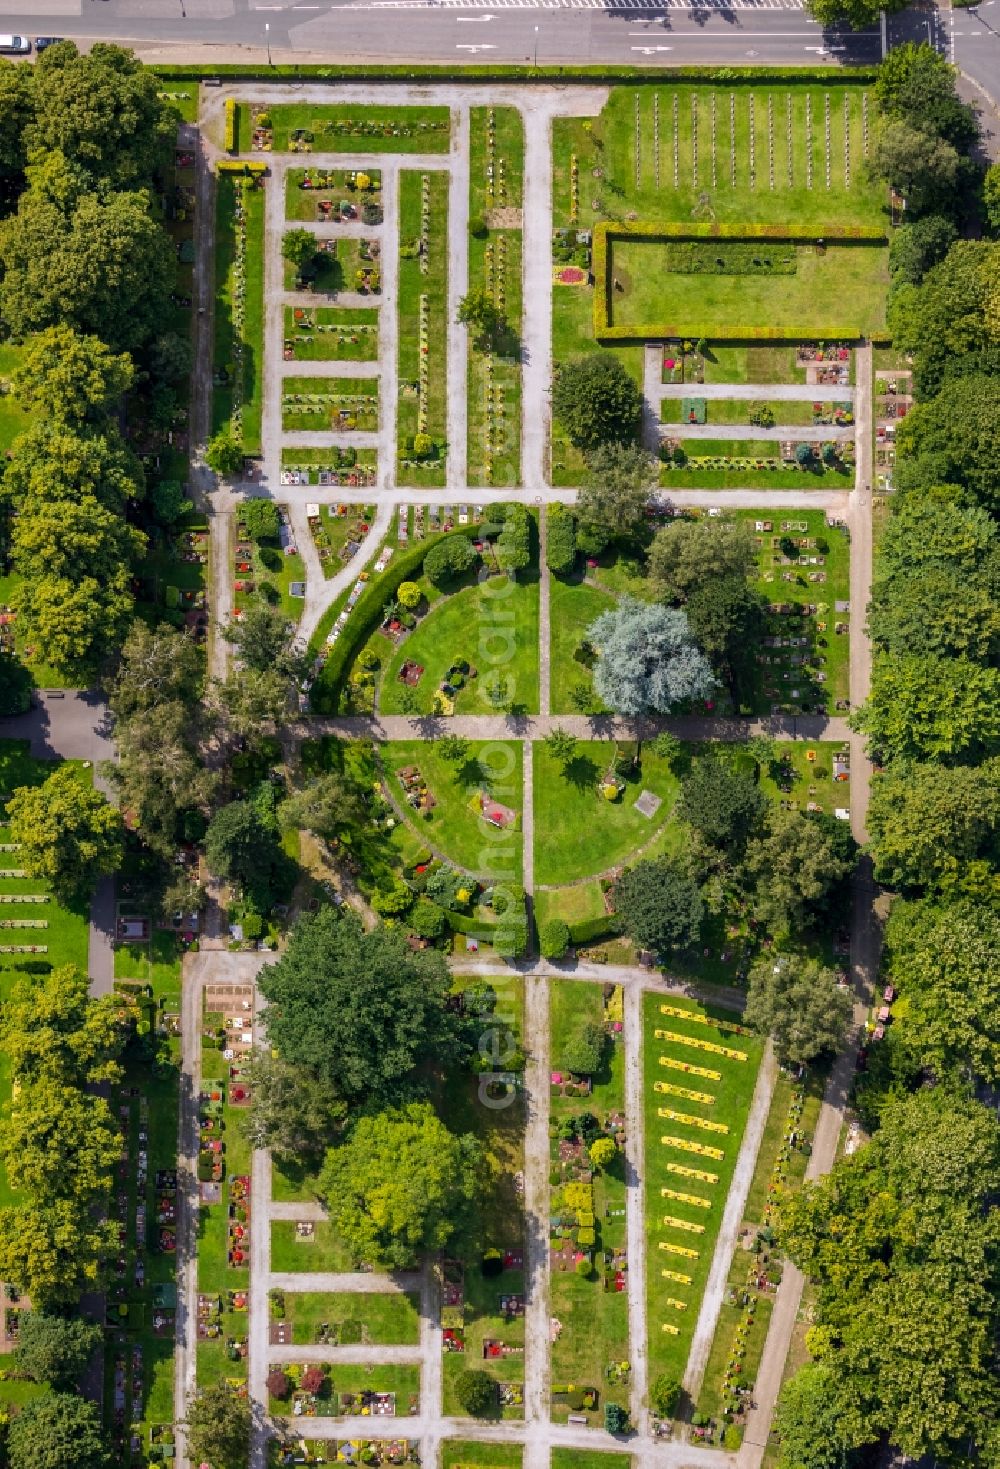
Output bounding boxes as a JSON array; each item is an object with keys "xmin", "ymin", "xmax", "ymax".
[
  {"xmin": 284, "ymin": 165, "xmax": 382, "ymax": 221},
  {"xmin": 533, "ymin": 881, "xmax": 606, "ymax": 933},
  {"xmin": 643, "ymin": 993, "xmax": 764, "ymax": 1384},
  {"xmin": 467, "ymin": 229, "xmax": 522, "ymax": 489},
  {"xmin": 660, "ymin": 461, "xmax": 853, "ymax": 492},
  {"xmin": 533, "ymin": 742, "xmax": 681, "ymax": 887},
  {"xmin": 268, "ymin": 1362, "xmax": 420, "ymax": 1417},
  {"xmin": 552, "ymin": 86, "xmax": 882, "ymax": 233},
  {"xmin": 760, "ymin": 740, "xmax": 852, "ymax": 820},
  {"xmin": 664, "ymin": 345, "xmax": 808, "ymax": 387},
  {"xmin": 213, "ymin": 172, "xmax": 264, "ymax": 453},
  {"xmin": 550, "ymin": 284, "xmax": 643, "ymax": 487},
  {"xmin": 549, "ymin": 982, "xmax": 629, "ymax": 1424},
  {"xmin": 609, "ymin": 240, "xmax": 888, "ymax": 338},
  {"xmin": 282, "ymin": 373, "xmax": 378, "ymax": 434},
  {"xmin": 0, "ymin": 1357, "xmax": 48, "ymax": 1410},
  {"xmin": 441, "ymin": 975, "xmax": 526, "ymax": 1419},
  {"xmin": 271, "ymin": 1220, "xmax": 357, "ymax": 1273},
  {"xmin": 283, "ymin": 304, "xmax": 379, "ymax": 361},
  {"xmin": 274, "ymin": 1290, "xmax": 421, "ymax": 1346},
  {"xmin": 443, "ymin": 1443, "xmax": 522, "ymax": 1468},
  {"xmin": 549, "ymin": 572, "xmax": 616, "ymax": 715},
  {"xmin": 0, "ymin": 346, "xmax": 31, "ymax": 455},
  {"xmin": 381, "ymin": 740, "xmax": 523, "ymax": 881},
  {"xmin": 379, "ymin": 571, "xmax": 540, "ymax": 716},
  {"xmin": 155, "ymin": 81, "xmax": 199, "ymax": 123},
  {"xmin": 398, "ymin": 170, "xmax": 449, "ymax": 485},
  {"xmin": 552, "ymin": 1454, "xmax": 633, "ymax": 1469},
  {"xmin": 237, "ymin": 103, "xmax": 450, "ymax": 153},
  {"xmin": 661, "ymin": 398, "xmax": 820, "ymax": 428}
]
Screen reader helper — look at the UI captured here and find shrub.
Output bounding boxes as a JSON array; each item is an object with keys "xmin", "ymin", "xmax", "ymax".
[
  {"xmin": 455, "ymin": 1369, "xmax": 498, "ymax": 1417},
  {"xmin": 410, "ymin": 897, "xmax": 446, "ymax": 939},
  {"xmin": 424, "ymin": 534, "xmax": 477, "ymax": 585},
  {"xmin": 589, "ymin": 1136, "xmax": 616, "ymax": 1170},
  {"xmin": 561, "ymin": 1020, "xmax": 605, "ymax": 1075},
  {"xmin": 469, "ymin": 214, "xmax": 488, "ymax": 238},
  {"xmin": 604, "ymin": 1402, "xmax": 629, "ymax": 1433},
  {"xmin": 413, "ymin": 432, "xmax": 434, "ymax": 458},
  {"xmin": 495, "ymin": 503, "xmax": 531, "ymax": 575},
  {"xmin": 575, "ymin": 1254, "xmax": 593, "ymax": 1277},
  {"xmin": 481, "ymin": 1247, "xmax": 503, "ymax": 1277},
  {"xmin": 397, "ymin": 580, "xmax": 422, "ymax": 610},
  {"xmin": 576, "ymin": 520, "xmax": 610, "ymax": 557},
  {"xmin": 546, "ymin": 504, "xmax": 578, "ymax": 575},
  {"xmin": 242, "ymin": 499, "xmax": 280, "ymax": 541},
  {"xmin": 301, "ymin": 1366, "xmax": 326, "ymax": 1395},
  {"xmin": 650, "ymin": 1373, "xmax": 681, "ymax": 1417},
  {"xmin": 267, "ymin": 1369, "xmax": 291, "ymax": 1400},
  {"xmin": 539, "ymin": 918, "xmax": 570, "ymax": 959}
]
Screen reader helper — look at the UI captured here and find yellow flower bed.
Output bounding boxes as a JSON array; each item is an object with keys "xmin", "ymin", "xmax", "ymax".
[
  {"xmin": 657, "ymin": 1029, "xmax": 747, "ymax": 1061},
  {"xmin": 658, "ymin": 1056, "xmax": 721, "ymax": 1081},
  {"xmin": 661, "ymin": 1268, "xmax": 692, "ymax": 1285},
  {"xmin": 661, "ymin": 1322, "xmax": 681, "ymax": 1335},
  {"xmin": 662, "ymin": 1214, "xmax": 706, "ymax": 1234},
  {"xmin": 661, "ymin": 1188, "xmax": 711, "ymax": 1209},
  {"xmin": 654, "ymin": 1080, "xmax": 715, "ymax": 1105},
  {"xmin": 659, "ymin": 1241, "xmax": 699, "ymax": 1259},
  {"xmin": 667, "ymin": 1161, "xmax": 719, "ymax": 1184},
  {"xmin": 659, "ymin": 1003, "xmax": 753, "ymax": 1037},
  {"xmin": 661, "ymin": 1134, "xmax": 725, "ymax": 1161},
  {"xmin": 657, "ymin": 1107, "xmax": 730, "ymax": 1135},
  {"xmin": 664, "ymin": 1297, "xmax": 688, "ymax": 1310}
]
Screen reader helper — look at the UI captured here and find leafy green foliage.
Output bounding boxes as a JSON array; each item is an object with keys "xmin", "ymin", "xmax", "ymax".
[
  {"xmin": 745, "ymin": 953, "xmax": 851, "ymax": 1067},
  {"xmin": 560, "ymin": 1020, "xmax": 605, "ymax": 1076},
  {"xmin": 852, "ymin": 653, "xmax": 1000, "ymax": 764},
  {"xmin": 577, "ymin": 443, "xmax": 657, "ymax": 535},
  {"xmin": 205, "ymin": 425, "xmax": 244, "ymax": 476},
  {"xmin": 6, "ymin": 766, "xmax": 123, "ymax": 901},
  {"xmin": 423, "ymin": 533, "xmax": 477, "ymax": 584},
  {"xmin": 678, "ymin": 757, "xmax": 766, "ymax": 857},
  {"xmin": 204, "ymin": 799, "xmax": 295, "ymax": 914},
  {"xmin": 8, "ymin": 1391, "xmax": 110, "ymax": 1469},
  {"xmin": 545, "ymin": 504, "xmax": 577, "ymax": 575},
  {"xmin": 238, "ymin": 1052, "xmax": 346, "ymax": 1162},
  {"xmin": 14, "ymin": 325, "xmax": 133, "ymax": 423},
  {"xmin": 648, "ymin": 515, "xmax": 758, "ymax": 601},
  {"xmin": 13, "ymin": 1311, "xmax": 102, "ymax": 1388},
  {"xmin": 259, "ymin": 907, "xmax": 456, "ymax": 1103},
  {"xmin": 551, "ymin": 353, "xmax": 642, "ymax": 452},
  {"xmin": 588, "ymin": 596, "xmax": 715, "ymax": 714},
  {"xmin": 454, "ymin": 1368, "xmax": 499, "ymax": 1417},
  {"xmin": 242, "ymin": 498, "xmax": 280, "ymax": 542},
  {"xmin": 867, "ymin": 759, "xmax": 1000, "ymax": 894},
  {"xmin": 184, "ymin": 1382, "xmax": 251, "ymax": 1469},
  {"xmin": 318, "ymin": 1102, "xmax": 481, "ymax": 1269},
  {"xmin": 613, "ymin": 858, "xmax": 703, "ymax": 954},
  {"xmin": 742, "ymin": 809, "xmax": 855, "ymax": 933}
]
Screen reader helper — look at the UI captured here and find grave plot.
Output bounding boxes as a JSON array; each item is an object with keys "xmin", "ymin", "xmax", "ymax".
[
  {"xmin": 282, "ymin": 374, "xmax": 379, "ymax": 434},
  {"xmin": 213, "ymin": 168, "xmax": 265, "ymax": 457},
  {"xmin": 552, "ymin": 86, "xmax": 881, "ymax": 234},
  {"xmin": 440, "ymin": 976, "xmax": 527, "ymax": 1421},
  {"xmin": 280, "ymin": 446, "xmax": 377, "ymax": 491},
  {"xmin": 266, "ymin": 1361, "xmax": 421, "ymax": 1419},
  {"xmin": 552, "ymin": 1453, "xmax": 634, "ymax": 1469},
  {"xmin": 380, "ymin": 740, "xmax": 524, "ymax": 883},
  {"xmin": 301, "ymin": 500, "xmax": 378, "ymax": 578},
  {"xmin": 237, "ymin": 102, "xmax": 451, "ymax": 155},
  {"xmin": 196, "ymin": 988, "xmax": 255, "ymax": 1387},
  {"xmin": 397, "ymin": 171, "xmax": 449, "ymax": 486},
  {"xmin": 442, "ymin": 1444, "xmax": 523, "ymax": 1469},
  {"xmin": 135, "ymin": 517, "xmax": 209, "ymax": 642},
  {"xmin": 642, "ymin": 994, "xmax": 764, "ymax": 1384},
  {"xmin": 376, "ymin": 529, "xmax": 540, "ymax": 717},
  {"xmin": 736, "ymin": 509, "xmax": 851, "ymax": 717},
  {"xmin": 467, "ymin": 106, "xmax": 524, "ymax": 488},
  {"xmin": 284, "ymin": 165, "xmax": 384, "ymax": 225},
  {"xmin": 232, "ymin": 503, "xmax": 307, "ymax": 624},
  {"xmin": 267, "ymin": 1289, "xmax": 421, "ymax": 1348},
  {"xmin": 548, "ymin": 980, "xmax": 630, "ymax": 1426},
  {"xmin": 270, "ymin": 1218, "xmax": 358, "ymax": 1273},
  {"xmin": 283, "ymin": 304, "xmax": 380, "ymax": 361},
  {"xmin": 270, "ymin": 1436, "xmax": 421, "ymax": 1465}
]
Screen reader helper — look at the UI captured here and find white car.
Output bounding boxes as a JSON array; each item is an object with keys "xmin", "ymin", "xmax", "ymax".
[{"xmin": 0, "ymin": 35, "xmax": 30, "ymax": 52}]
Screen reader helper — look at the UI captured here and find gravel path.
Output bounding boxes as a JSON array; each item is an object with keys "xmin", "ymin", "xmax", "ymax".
[
  {"xmin": 303, "ymin": 712, "xmax": 852, "ymax": 744},
  {"xmin": 663, "ymin": 423, "xmax": 854, "ymax": 442},
  {"xmin": 295, "ymin": 499, "xmax": 394, "ymax": 651},
  {"xmin": 522, "ymin": 970, "xmax": 552, "ymax": 1463},
  {"xmin": 657, "ymin": 382, "xmax": 856, "ymax": 402},
  {"xmin": 520, "ymin": 106, "xmax": 554, "ymax": 492},
  {"xmin": 623, "ymin": 981, "xmax": 649, "ymax": 1435},
  {"xmin": 268, "ymin": 1270, "xmax": 422, "ymax": 1294},
  {"xmin": 278, "ymin": 357, "xmax": 379, "ymax": 379},
  {"xmin": 378, "ymin": 160, "xmax": 401, "ymax": 494},
  {"xmin": 538, "ymin": 510, "xmax": 551, "ymax": 715}
]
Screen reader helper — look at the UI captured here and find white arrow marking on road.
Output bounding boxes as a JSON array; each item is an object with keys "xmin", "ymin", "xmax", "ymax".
[
  {"xmin": 456, "ymin": 14, "xmax": 495, "ymax": 19},
  {"xmin": 456, "ymin": 43, "xmax": 496, "ymax": 49},
  {"xmin": 631, "ymin": 45, "xmax": 673, "ymax": 51}
]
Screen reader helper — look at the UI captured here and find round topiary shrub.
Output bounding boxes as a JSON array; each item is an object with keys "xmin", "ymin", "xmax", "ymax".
[
  {"xmin": 539, "ymin": 918, "xmax": 570, "ymax": 960},
  {"xmin": 267, "ymin": 1369, "xmax": 291, "ymax": 1400},
  {"xmin": 455, "ymin": 1368, "xmax": 498, "ymax": 1417},
  {"xmin": 575, "ymin": 1254, "xmax": 592, "ymax": 1278}
]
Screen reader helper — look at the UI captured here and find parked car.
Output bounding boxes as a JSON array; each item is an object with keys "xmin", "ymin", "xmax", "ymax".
[
  {"xmin": 34, "ymin": 37, "xmax": 64, "ymax": 51},
  {"xmin": 0, "ymin": 36, "xmax": 30, "ymax": 53}
]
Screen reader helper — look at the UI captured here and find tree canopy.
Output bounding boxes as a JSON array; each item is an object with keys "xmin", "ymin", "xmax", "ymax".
[
  {"xmin": 238, "ymin": 1053, "xmax": 346, "ymax": 1163},
  {"xmin": 887, "ymin": 241, "xmax": 1000, "ymax": 397},
  {"xmin": 7, "ymin": 1391, "xmax": 109, "ymax": 1469},
  {"xmin": 742, "ymin": 809, "xmax": 855, "ymax": 933},
  {"xmin": 745, "ymin": 954, "xmax": 851, "ymax": 1068},
  {"xmin": 13, "ymin": 324, "xmax": 133, "ymax": 423},
  {"xmin": 866, "ymin": 759, "xmax": 1000, "ymax": 895},
  {"xmin": 852, "ymin": 653, "xmax": 1000, "ymax": 764},
  {"xmin": 677, "ymin": 758, "xmax": 767, "ymax": 857},
  {"xmin": 184, "ymin": 1382, "xmax": 251, "ymax": 1469},
  {"xmin": 13, "ymin": 1311, "xmax": 102, "ymax": 1388},
  {"xmin": 648, "ymin": 515, "xmax": 758, "ymax": 602},
  {"xmin": 576, "ymin": 443, "xmax": 657, "ymax": 535},
  {"xmin": 6, "ymin": 767, "xmax": 123, "ymax": 901},
  {"xmin": 779, "ymin": 1090, "xmax": 1000, "ymax": 1465},
  {"xmin": 551, "ymin": 354, "xmax": 642, "ymax": 453},
  {"xmin": 204, "ymin": 798, "xmax": 294, "ymax": 914},
  {"xmin": 318, "ymin": 1102, "xmax": 481, "ymax": 1269},
  {"xmin": 259, "ymin": 907, "xmax": 456, "ymax": 1103},
  {"xmin": 588, "ymin": 597, "xmax": 715, "ymax": 714},
  {"xmin": 613, "ymin": 858, "xmax": 704, "ymax": 954}
]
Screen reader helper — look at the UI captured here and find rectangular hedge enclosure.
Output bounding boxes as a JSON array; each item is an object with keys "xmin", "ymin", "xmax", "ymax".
[{"xmin": 595, "ymin": 224, "xmax": 888, "ymax": 341}]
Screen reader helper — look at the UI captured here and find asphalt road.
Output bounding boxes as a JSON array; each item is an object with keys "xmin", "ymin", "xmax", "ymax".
[{"xmin": 0, "ymin": 0, "xmax": 881, "ymax": 68}]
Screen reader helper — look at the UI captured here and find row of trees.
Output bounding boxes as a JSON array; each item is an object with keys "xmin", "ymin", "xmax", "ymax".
[{"xmin": 774, "ymin": 52, "xmax": 1000, "ymax": 1468}]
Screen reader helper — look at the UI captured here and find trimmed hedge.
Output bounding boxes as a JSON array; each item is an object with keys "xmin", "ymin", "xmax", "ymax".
[
  {"xmin": 155, "ymin": 65, "xmax": 878, "ymax": 84},
  {"xmin": 217, "ymin": 160, "xmax": 267, "ymax": 175},
  {"xmin": 568, "ymin": 914, "xmax": 625, "ymax": 945},
  {"xmin": 592, "ymin": 220, "xmax": 889, "ymax": 343},
  {"xmin": 546, "ymin": 504, "xmax": 578, "ymax": 576},
  {"xmin": 308, "ymin": 524, "xmax": 480, "ymax": 713}
]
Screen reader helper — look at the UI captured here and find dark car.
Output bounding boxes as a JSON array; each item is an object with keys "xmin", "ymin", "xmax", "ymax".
[{"xmin": 34, "ymin": 37, "xmax": 64, "ymax": 52}]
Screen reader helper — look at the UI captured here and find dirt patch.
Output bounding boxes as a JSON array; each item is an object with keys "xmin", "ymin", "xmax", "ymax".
[{"xmin": 487, "ymin": 206, "xmax": 523, "ymax": 229}]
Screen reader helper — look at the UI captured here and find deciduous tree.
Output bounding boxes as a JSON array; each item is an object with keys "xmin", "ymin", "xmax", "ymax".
[
  {"xmin": 14, "ymin": 325, "xmax": 133, "ymax": 423},
  {"xmin": 852, "ymin": 653, "xmax": 1000, "ymax": 764},
  {"xmin": 551, "ymin": 354, "xmax": 642, "ymax": 453},
  {"xmin": 318, "ymin": 1103, "xmax": 481, "ymax": 1269},
  {"xmin": 576, "ymin": 443, "xmax": 657, "ymax": 536},
  {"xmin": 648, "ymin": 515, "xmax": 757, "ymax": 601},
  {"xmin": 774, "ymin": 1363, "xmax": 869, "ymax": 1469},
  {"xmin": 184, "ymin": 1382, "xmax": 251, "ymax": 1469},
  {"xmin": 238, "ymin": 1052, "xmax": 346, "ymax": 1161},
  {"xmin": 1, "ymin": 966, "xmax": 129, "ymax": 1086},
  {"xmin": 742, "ymin": 809, "xmax": 855, "ymax": 932},
  {"xmin": 745, "ymin": 954, "xmax": 851, "ymax": 1067},
  {"xmin": 866, "ymin": 759, "xmax": 1000, "ymax": 894},
  {"xmin": 6, "ymin": 767, "xmax": 123, "ymax": 901},
  {"xmin": 279, "ymin": 773, "xmax": 364, "ymax": 843},
  {"xmin": 204, "ymin": 799, "xmax": 295, "ymax": 914},
  {"xmin": 613, "ymin": 858, "xmax": 703, "ymax": 954},
  {"xmin": 259, "ymin": 907, "xmax": 457, "ymax": 1102},
  {"xmin": 677, "ymin": 758, "xmax": 767, "ymax": 856},
  {"xmin": 13, "ymin": 1311, "xmax": 102, "ymax": 1388},
  {"xmin": 7, "ymin": 1390, "xmax": 109, "ymax": 1469},
  {"xmin": 561, "ymin": 1020, "xmax": 605, "ymax": 1076}
]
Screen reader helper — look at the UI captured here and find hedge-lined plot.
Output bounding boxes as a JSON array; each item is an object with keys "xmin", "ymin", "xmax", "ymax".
[{"xmin": 643, "ymin": 994, "xmax": 764, "ymax": 1383}]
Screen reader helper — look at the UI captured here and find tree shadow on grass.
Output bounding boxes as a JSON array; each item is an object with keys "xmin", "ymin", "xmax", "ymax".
[{"xmin": 563, "ymin": 754, "xmax": 600, "ymax": 793}]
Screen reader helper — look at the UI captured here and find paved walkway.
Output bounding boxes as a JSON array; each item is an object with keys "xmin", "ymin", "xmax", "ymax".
[
  {"xmin": 623, "ymin": 982, "xmax": 649, "ymax": 1435},
  {"xmin": 662, "ymin": 423, "xmax": 855, "ymax": 443},
  {"xmin": 302, "ymin": 712, "xmax": 852, "ymax": 744},
  {"xmin": 538, "ymin": 508, "xmax": 552, "ymax": 716},
  {"xmin": 658, "ymin": 382, "xmax": 856, "ymax": 402}
]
